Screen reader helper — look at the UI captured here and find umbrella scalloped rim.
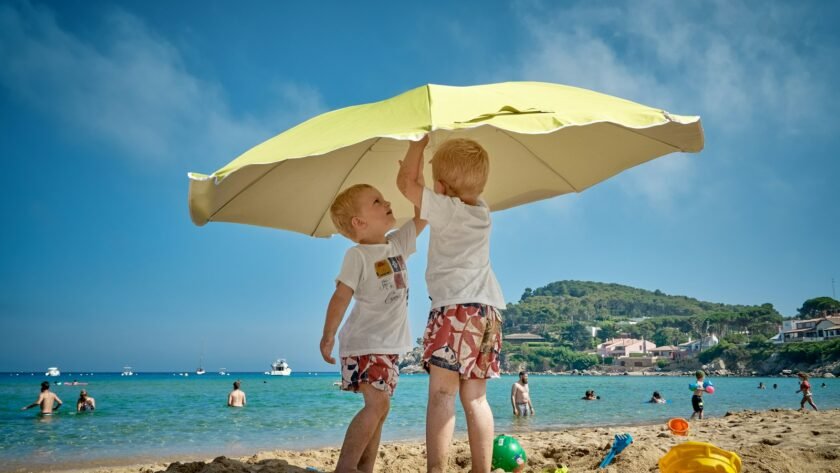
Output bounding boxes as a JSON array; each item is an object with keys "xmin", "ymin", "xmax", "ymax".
[{"xmin": 191, "ymin": 115, "xmax": 702, "ymax": 186}]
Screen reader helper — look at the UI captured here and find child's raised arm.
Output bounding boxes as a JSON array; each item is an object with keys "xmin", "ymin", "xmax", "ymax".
[
  {"xmin": 320, "ymin": 282, "xmax": 354, "ymax": 364},
  {"xmin": 397, "ymin": 135, "xmax": 428, "ymax": 209}
]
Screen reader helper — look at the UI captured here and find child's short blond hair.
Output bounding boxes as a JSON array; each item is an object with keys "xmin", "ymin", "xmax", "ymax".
[
  {"xmin": 431, "ymin": 138, "xmax": 489, "ymax": 197},
  {"xmin": 330, "ymin": 184, "xmax": 374, "ymax": 239}
]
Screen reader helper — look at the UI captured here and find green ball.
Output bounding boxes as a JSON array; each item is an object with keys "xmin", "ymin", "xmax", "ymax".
[{"xmin": 491, "ymin": 434, "xmax": 527, "ymax": 472}]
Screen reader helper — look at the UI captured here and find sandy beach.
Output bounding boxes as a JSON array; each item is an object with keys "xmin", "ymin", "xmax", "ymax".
[{"xmin": 50, "ymin": 408, "xmax": 839, "ymax": 473}]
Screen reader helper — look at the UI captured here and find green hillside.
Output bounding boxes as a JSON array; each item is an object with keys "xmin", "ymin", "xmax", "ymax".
[
  {"xmin": 497, "ymin": 281, "xmax": 840, "ymax": 374},
  {"xmin": 502, "ymin": 280, "xmax": 783, "ymax": 349}
]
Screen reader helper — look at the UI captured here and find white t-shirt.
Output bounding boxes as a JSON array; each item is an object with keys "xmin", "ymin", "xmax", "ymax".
[
  {"xmin": 335, "ymin": 221, "xmax": 417, "ymax": 357},
  {"xmin": 420, "ymin": 187, "xmax": 506, "ymax": 310}
]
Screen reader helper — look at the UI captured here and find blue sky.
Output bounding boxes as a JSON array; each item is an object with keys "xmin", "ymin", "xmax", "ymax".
[{"xmin": 1, "ymin": 1, "xmax": 838, "ymax": 372}]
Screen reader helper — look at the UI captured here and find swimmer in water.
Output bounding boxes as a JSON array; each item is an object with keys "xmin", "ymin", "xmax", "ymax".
[
  {"xmin": 22, "ymin": 381, "xmax": 63, "ymax": 415},
  {"xmin": 76, "ymin": 390, "xmax": 95, "ymax": 412}
]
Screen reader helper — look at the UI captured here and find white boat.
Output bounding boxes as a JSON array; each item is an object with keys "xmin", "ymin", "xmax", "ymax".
[
  {"xmin": 268, "ymin": 359, "xmax": 292, "ymax": 376},
  {"xmin": 218, "ymin": 368, "xmax": 229, "ymax": 376},
  {"xmin": 45, "ymin": 367, "xmax": 60, "ymax": 377},
  {"xmin": 121, "ymin": 366, "xmax": 134, "ymax": 376},
  {"xmin": 196, "ymin": 345, "xmax": 206, "ymax": 375}
]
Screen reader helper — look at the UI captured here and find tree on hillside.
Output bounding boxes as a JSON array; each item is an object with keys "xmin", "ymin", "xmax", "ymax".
[
  {"xmin": 629, "ymin": 320, "xmax": 656, "ymax": 341},
  {"xmin": 653, "ymin": 327, "xmax": 686, "ymax": 347},
  {"xmin": 564, "ymin": 323, "xmax": 595, "ymax": 351},
  {"xmin": 597, "ymin": 323, "xmax": 618, "ymax": 342},
  {"xmin": 797, "ymin": 297, "xmax": 840, "ymax": 318}
]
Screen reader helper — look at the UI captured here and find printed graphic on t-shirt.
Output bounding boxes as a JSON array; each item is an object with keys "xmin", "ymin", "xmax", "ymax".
[
  {"xmin": 385, "ymin": 291, "xmax": 402, "ymax": 305},
  {"xmin": 373, "ymin": 255, "xmax": 408, "ymax": 304},
  {"xmin": 375, "ymin": 260, "xmax": 393, "ymax": 278},
  {"xmin": 388, "ymin": 256, "xmax": 405, "ymax": 272},
  {"xmin": 393, "ymin": 272, "xmax": 406, "ymax": 289}
]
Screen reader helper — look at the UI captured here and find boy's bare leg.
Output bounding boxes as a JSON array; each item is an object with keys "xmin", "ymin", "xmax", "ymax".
[
  {"xmin": 336, "ymin": 384, "xmax": 390, "ymax": 473},
  {"xmin": 460, "ymin": 378, "xmax": 493, "ymax": 473},
  {"xmin": 426, "ymin": 365, "xmax": 459, "ymax": 473},
  {"xmin": 357, "ymin": 403, "xmax": 388, "ymax": 473}
]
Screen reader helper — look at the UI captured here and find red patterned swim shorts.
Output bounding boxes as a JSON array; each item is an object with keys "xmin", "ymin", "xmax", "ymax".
[
  {"xmin": 340, "ymin": 354, "xmax": 400, "ymax": 396},
  {"xmin": 422, "ymin": 303, "xmax": 502, "ymax": 379}
]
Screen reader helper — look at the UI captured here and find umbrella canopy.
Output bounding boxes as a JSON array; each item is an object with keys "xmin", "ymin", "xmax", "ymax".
[{"xmin": 188, "ymin": 81, "xmax": 703, "ymax": 237}]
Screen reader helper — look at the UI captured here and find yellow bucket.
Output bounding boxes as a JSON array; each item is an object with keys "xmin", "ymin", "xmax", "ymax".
[{"xmin": 659, "ymin": 441, "xmax": 742, "ymax": 473}]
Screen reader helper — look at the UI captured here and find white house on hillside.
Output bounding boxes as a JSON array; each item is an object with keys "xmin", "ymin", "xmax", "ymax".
[
  {"xmin": 678, "ymin": 335, "xmax": 719, "ymax": 354},
  {"xmin": 597, "ymin": 338, "xmax": 657, "ymax": 357},
  {"xmin": 774, "ymin": 316, "xmax": 840, "ymax": 343}
]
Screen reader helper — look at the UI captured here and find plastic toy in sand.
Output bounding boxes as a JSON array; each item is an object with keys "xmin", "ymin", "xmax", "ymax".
[
  {"xmin": 667, "ymin": 417, "xmax": 690, "ymax": 436},
  {"xmin": 492, "ymin": 435, "xmax": 527, "ymax": 472},
  {"xmin": 658, "ymin": 441, "xmax": 742, "ymax": 473},
  {"xmin": 598, "ymin": 433, "xmax": 633, "ymax": 469}
]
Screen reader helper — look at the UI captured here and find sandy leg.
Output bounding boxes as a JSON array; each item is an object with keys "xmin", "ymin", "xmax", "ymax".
[
  {"xmin": 460, "ymin": 378, "xmax": 493, "ymax": 473},
  {"xmin": 426, "ymin": 365, "xmax": 459, "ymax": 473},
  {"xmin": 335, "ymin": 384, "xmax": 390, "ymax": 473}
]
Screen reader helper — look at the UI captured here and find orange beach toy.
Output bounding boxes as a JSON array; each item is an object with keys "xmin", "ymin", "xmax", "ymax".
[{"xmin": 667, "ymin": 417, "xmax": 689, "ymax": 436}]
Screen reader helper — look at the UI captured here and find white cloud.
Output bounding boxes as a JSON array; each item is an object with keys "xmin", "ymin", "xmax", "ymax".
[
  {"xmin": 617, "ymin": 154, "xmax": 696, "ymax": 213},
  {"xmin": 502, "ymin": 0, "xmax": 837, "ymax": 207},
  {"xmin": 0, "ymin": 2, "xmax": 325, "ymax": 166}
]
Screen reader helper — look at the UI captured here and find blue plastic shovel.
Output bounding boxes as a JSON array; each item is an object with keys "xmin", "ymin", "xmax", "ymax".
[{"xmin": 598, "ymin": 433, "xmax": 633, "ymax": 469}]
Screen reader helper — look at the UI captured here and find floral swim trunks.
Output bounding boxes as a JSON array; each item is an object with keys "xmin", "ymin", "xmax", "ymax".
[
  {"xmin": 340, "ymin": 354, "xmax": 400, "ymax": 396},
  {"xmin": 422, "ymin": 303, "xmax": 503, "ymax": 379}
]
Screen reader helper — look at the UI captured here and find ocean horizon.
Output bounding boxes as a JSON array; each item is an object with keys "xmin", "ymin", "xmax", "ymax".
[{"xmin": 2, "ymin": 372, "xmax": 838, "ymax": 472}]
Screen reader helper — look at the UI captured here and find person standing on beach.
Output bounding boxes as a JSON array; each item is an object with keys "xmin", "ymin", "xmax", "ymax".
[
  {"xmin": 398, "ymin": 136, "xmax": 505, "ymax": 473},
  {"xmin": 320, "ymin": 182, "xmax": 425, "ymax": 473},
  {"xmin": 227, "ymin": 381, "xmax": 246, "ymax": 407},
  {"xmin": 21, "ymin": 381, "xmax": 62, "ymax": 415},
  {"xmin": 690, "ymin": 370, "xmax": 706, "ymax": 420},
  {"xmin": 796, "ymin": 373, "xmax": 818, "ymax": 411},
  {"xmin": 511, "ymin": 371, "xmax": 535, "ymax": 416}
]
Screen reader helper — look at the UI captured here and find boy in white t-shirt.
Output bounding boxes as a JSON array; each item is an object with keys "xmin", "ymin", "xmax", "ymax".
[
  {"xmin": 320, "ymin": 183, "xmax": 425, "ymax": 473},
  {"xmin": 397, "ymin": 135, "xmax": 505, "ymax": 473}
]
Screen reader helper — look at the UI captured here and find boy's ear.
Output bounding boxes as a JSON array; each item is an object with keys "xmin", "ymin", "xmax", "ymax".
[{"xmin": 351, "ymin": 216, "xmax": 365, "ymax": 230}]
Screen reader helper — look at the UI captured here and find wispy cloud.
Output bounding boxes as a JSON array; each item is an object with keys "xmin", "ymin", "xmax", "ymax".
[
  {"xmin": 510, "ymin": 1, "xmax": 835, "ymax": 127},
  {"xmin": 498, "ymin": 1, "xmax": 837, "ymax": 207},
  {"xmin": 0, "ymin": 2, "xmax": 325, "ymax": 166}
]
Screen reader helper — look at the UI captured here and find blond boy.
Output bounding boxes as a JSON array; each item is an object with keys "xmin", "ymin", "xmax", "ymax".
[
  {"xmin": 397, "ymin": 135, "xmax": 505, "ymax": 473},
  {"xmin": 320, "ymin": 183, "xmax": 425, "ymax": 473}
]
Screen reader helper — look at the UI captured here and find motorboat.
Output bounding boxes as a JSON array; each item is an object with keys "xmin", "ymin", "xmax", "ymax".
[
  {"xmin": 196, "ymin": 347, "xmax": 206, "ymax": 375},
  {"xmin": 45, "ymin": 367, "xmax": 60, "ymax": 377},
  {"xmin": 267, "ymin": 358, "xmax": 292, "ymax": 376},
  {"xmin": 218, "ymin": 368, "xmax": 229, "ymax": 376},
  {"xmin": 121, "ymin": 366, "xmax": 135, "ymax": 376}
]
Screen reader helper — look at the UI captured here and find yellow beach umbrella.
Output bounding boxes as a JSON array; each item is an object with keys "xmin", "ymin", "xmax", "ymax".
[{"xmin": 188, "ymin": 81, "xmax": 703, "ymax": 237}]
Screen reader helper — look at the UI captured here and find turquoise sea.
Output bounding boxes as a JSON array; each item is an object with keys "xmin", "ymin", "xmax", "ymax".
[{"xmin": 1, "ymin": 372, "xmax": 838, "ymax": 472}]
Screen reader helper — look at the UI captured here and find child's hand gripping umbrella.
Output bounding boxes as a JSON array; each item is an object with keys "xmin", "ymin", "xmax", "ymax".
[{"xmin": 598, "ymin": 433, "xmax": 633, "ymax": 469}]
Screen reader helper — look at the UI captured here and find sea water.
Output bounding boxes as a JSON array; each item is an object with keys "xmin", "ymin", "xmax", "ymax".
[{"xmin": 1, "ymin": 372, "xmax": 838, "ymax": 471}]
